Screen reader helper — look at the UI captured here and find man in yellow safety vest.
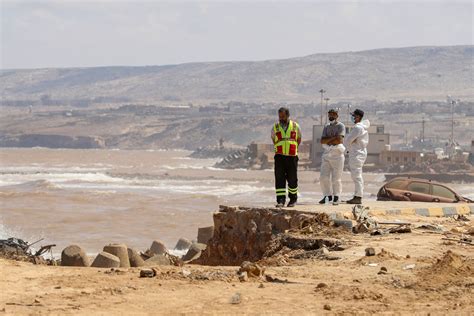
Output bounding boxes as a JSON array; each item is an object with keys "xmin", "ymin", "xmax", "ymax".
[{"xmin": 271, "ymin": 107, "xmax": 302, "ymax": 207}]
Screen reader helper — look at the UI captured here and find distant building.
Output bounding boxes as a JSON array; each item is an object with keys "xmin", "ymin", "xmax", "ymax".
[
  {"xmin": 379, "ymin": 150, "xmax": 423, "ymax": 166},
  {"xmin": 311, "ymin": 124, "xmax": 390, "ymax": 167}
]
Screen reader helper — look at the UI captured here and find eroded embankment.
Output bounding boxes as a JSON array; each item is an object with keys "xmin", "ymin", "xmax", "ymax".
[{"xmin": 196, "ymin": 206, "xmax": 344, "ymax": 266}]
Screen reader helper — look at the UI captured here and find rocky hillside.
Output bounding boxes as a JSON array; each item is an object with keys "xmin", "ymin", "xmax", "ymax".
[{"xmin": 1, "ymin": 45, "xmax": 472, "ymax": 103}]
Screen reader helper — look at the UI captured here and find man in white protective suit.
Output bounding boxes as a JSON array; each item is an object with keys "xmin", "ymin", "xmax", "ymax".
[
  {"xmin": 344, "ymin": 109, "xmax": 370, "ymax": 205},
  {"xmin": 319, "ymin": 109, "xmax": 346, "ymax": 205}
]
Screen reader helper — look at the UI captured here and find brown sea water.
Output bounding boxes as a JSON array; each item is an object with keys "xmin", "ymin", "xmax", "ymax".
[{"xmin": 1, "ymin": 148, "xmax": 472, "ymax": 255}]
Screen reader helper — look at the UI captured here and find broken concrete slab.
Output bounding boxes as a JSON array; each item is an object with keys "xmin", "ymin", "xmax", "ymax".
[
  {"xmin": 91, "ymin": 252, "xmax": 120, "ymax": 268},
  {"xmin": 149, "ymin": 240, "xmax": 168, "ymax": 256},
  {"xmin": 174, "ymin": 238, "xmax": 192, "ymax": 251},
  {"xmin": 197, "ymin": 226, "xmax": 214, "ymax": 244},
  {"xmin": 127, "ymin": 247, "xmax": 145, "ymax": 267}
]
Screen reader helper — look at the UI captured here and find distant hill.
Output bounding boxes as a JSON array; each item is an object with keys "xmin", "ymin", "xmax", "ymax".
[{"xmin": 1, "ymin": 45, "xmax": 472, "ymax": 103}]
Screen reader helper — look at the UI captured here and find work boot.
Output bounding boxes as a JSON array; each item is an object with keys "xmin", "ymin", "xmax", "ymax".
[
  {"xmin": 276, "ymin": 199, "xmax": 286, "ymax": 208},
  {"xmin": 332, "ymin": 196, "xmax": 339, "ymax": 205},
  {"xmin": 287, "ymin": 199, "xmax": 297, "ymax": 207},
  {"xmin": 346, "ymin": 196, "xmax": 362, "ymax": 205},
  {"xmin": 319, "ymin": 196, "xmax": 333, "ymax": 204}
]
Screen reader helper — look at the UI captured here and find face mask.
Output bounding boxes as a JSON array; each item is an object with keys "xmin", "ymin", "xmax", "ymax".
[
  {"xmin": 328, "ymin": 117, "xmax": 335, "ymax": 122},
  {"xmin": 351, "ymin": 116, "xmax": 356, "ymax": 123}
]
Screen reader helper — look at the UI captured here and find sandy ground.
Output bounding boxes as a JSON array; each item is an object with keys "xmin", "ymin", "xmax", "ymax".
[{"xmin": 1, "ymin": 213, "xmax": 473, "ymax": 315}]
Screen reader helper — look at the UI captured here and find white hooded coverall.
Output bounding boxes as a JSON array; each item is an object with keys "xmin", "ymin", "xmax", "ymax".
[{"xmin": 344, "ymin": 119, "xmax": 370, "ymax": 197}]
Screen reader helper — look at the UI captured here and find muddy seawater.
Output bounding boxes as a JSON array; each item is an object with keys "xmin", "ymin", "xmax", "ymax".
[{"xmin": 1, "ymin": 148, "xmax": 472, "ymax": 255}]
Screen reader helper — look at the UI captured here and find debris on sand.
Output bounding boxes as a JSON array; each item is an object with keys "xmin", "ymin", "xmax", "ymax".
[
  {"xmin": 238, "ymin": 261, "xmax": 265, "ymax": 278},
  {"xmin": 0, "ymin": 237, "xmax": 56, "ymax": 265}
]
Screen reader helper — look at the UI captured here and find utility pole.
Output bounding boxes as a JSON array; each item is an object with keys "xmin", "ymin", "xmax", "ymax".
[
  {"xmin": 421, "ymin": 115, "xmax": 425, "ymax": 143},
  {"xmin": 319, "ymin": 89, "xmax": 325, "ymax": 125},
  {"xmin": 447, "ymin": 95, "xmax": 459, "ymax": 146},
  {"xmin": 324, "ymin": 98, "xmax": 330, "ymax": 124},
  {"xmin": 347, "ymin": 104, "xmax": 352, "ymax": 126}
]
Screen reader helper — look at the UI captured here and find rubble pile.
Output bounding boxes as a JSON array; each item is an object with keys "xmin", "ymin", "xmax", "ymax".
[
  {"xmin": 196, "ymin": 206, "xmax": 347, "ymax": 266},
  {"xmin": 0, "ymin": 237, "xmax": 57, "ymax": 265}
]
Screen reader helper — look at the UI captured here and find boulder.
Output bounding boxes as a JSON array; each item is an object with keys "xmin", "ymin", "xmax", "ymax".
[
  {"xmin": 91, "ymin": 252, "xmax": 120, "ymax": 268},
  {"xmin": 149, "ymin": 240, "xmax": 168, "ymax": 255},
  {"xmin": 145, "ymin": 254, "xmax": 171, "ymax": 266},
  {"xmin": 174, "ymin": 238, "xmax": 192, "ymax": 251},
  {"xmin": 61, "ymin": 245, "xmax": 90, "ymax": 267},
  {"xmin": 103, "ymin": 243, "xmax": 130, "ymax": 268},
  {"xmin": 239, "ymin": 261, "xmax": 265, "ymax": 277},
  {"xmin": 365, "ymin": 247, "xmax": 376, "ymax": 256},
  {"xmin": 182, "ymin": 244, "xmax": 203, "ymax": 262},
  {"xmin": 197, "ymin": 226, "xmax": 214, "ymax": 244},
  {"xmin": 127, "ymin": 247, "xmax": 145, "ymax": 267}
]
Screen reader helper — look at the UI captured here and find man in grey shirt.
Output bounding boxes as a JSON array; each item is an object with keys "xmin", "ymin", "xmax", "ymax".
[{"xmin": 319, "ymin": 109, "xmax": 346, "ymax": 205}]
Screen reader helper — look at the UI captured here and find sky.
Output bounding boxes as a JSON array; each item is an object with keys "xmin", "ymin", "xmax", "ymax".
[{"xmin": 1, "ymin": 0, "xmax": 473, "ymax": 69}]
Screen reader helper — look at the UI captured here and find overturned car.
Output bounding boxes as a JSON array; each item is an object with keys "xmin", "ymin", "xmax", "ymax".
[{"xmin": 377, "ymin": 177, "xmax": 472, "ymax": 203}]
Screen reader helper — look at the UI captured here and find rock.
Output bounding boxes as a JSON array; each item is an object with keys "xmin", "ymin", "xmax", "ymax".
[
  {"xmin": 238, "ymin": 271, "xmax": 248, "ymax": 282},
  {"xmin": 91, "ymin": 252, "xmax": 120, "ymax": 268},
  {"xmin": 333, "ymin": 219, "xmax": 353, "ymax": 231},
  {"xmin": 192, "ymin": 242, "xmax": 207, "ymax": 251},
  {"xmin": 316, "ymin": 282, "xmax": 328, "ymax": 289},
  {"xmin": 61, "ymin": 245, "xmax": 90, "ymax": 267},
  {"xmin": 182, "ymin": 244, "xmax": 203, "ymax": 262},
  {"xmin": 150, "ymin": 240, "xmax": 168, "ymax": 255},
  {"xmin": 103, "ymin": 243, "xmax": 130, "ymax": 268},
  {"xmin": 378, "ymin": 267, "xmax": 388, "ymax": 275},
  {"xmin": 239, "ymin": 261, "xmax": 265, "ymax": 278},
  {"xmin": 365, "ymin": 247, "xmax": 376, "ymax": 256},
  {"xmin": 468, "ymin": 227, "xmax": 474, "ymax": 236},
  {"xmin": 139, "ymin": 268, "xmax": 155, "ymax": 278},
  {"xmin": 230, "ymin": 293, "xmax": 241, "ymax": 304},
  {"xmin": 323, "ymin": 304, "xmax": 332, "ymax": 311},
  {"xmin": 403, "ymin": 264, "xmax": 416, "ymax": 270},
  {"xmin": 145, "ymin": 254, "xmax": 171, "ymax": 266},
  {"xmin": 197, "ymin": 226, "xmax": 214, "ymax": 244},
  {"xmin": 127, "ymin": 248, "xmax": 145, "ymax": 267},
  {"xmin": 174, "ymin": 238, "xmax": 192, "ymax": 251}
]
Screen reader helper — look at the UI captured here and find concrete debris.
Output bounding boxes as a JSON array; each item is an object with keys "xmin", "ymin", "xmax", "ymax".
[
  {"xmin": 197, "ymin": 226, "xmax": 214, "ymax": 244},
  {"xmin": 103, "ymin": 243, "xmax": 130, "ymax": 268},
  {"xmin": 238, "ymin": 271, "xmax": 249, "ymax": 282},
  {"xmin": 238, "ymin": 261, "xmax": 265, "ymax": 278},
  {"xmin": 149, "ymin": 240, "xmax": 168, "ymax": 256},
  {"xmin": 365, "ymin": 247, "xmax": 376, "ymax": 256},
  {"xmin": 403, "ymin": 264, "xmax": 416, "ymax": 270},
  {"xmin": 91, "ymin": 252, "xmax": 121, "ymax": 268},
  {"xmin": 145, "ymin": 254, "xmax": 171, "ymax": 266},
  {"xmin": 0, "ymin": 237, "xmax": 56, "ymax": 265},
  {"xmin": 230, "ymin": 293, "xmax": 242, "ymax": 304},
  {"xmin": 139, "ymin": 268, "xmax": 156, "ymax": 278},
  {"xmin": 352, "ymin": 205, "xmax": 378, "ymax": 234},
  {"xmin": 416, "ymin": 224, "xmax": 445, "ymax": 232},
  {"xmin": 61, "ymin": 245, "xmax": 90, "ymax": 267},
  {"xmin": 182, "ymin": 244, "xmax": 203, "ymax": 262},
  {"xmin": 174, "ymin": 238, "xmax": 192, "ymax": 251},
  {"xmin": 127, "ymin": 247, "xmax": 145, "ymax": 267},
  {"xmin": 378, "ymin": 267, "xmax": 388, "ymax": 275}
]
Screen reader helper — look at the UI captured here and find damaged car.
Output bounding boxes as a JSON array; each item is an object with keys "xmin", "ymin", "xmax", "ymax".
[{"xmin": 377, "ymin": 177, "xmax": 472, "ymax": 203}]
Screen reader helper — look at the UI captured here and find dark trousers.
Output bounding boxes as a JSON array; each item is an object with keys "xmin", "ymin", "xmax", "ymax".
[{"xmin": 274, "ymin": 154, "xmax": 298, "ymax": 203}]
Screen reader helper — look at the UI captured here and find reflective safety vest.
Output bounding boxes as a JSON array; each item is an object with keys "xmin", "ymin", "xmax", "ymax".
[{"xmin": 273, "ymin": 120, "xmax": 300, "ymax": 156}]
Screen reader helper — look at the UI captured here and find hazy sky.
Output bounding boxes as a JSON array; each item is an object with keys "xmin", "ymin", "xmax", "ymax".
[{"xmin": 1, "ymin": 0, "xmax": 472, "ymax": 69}]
